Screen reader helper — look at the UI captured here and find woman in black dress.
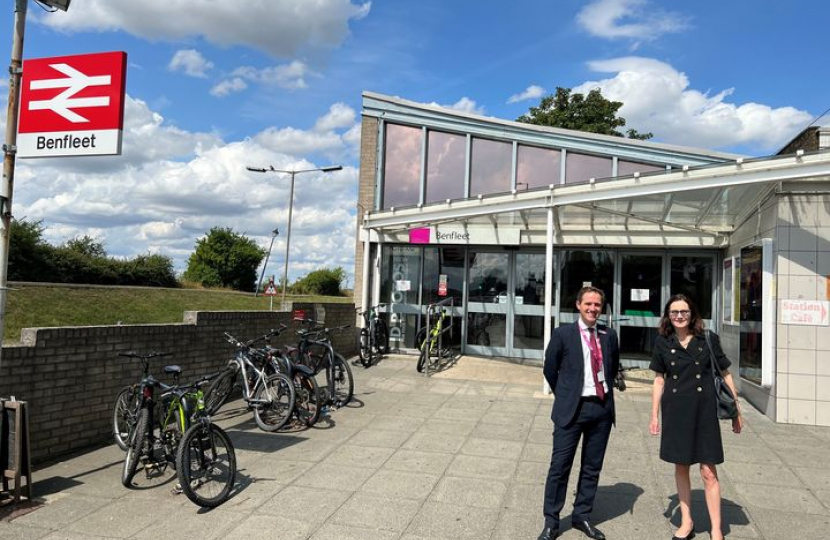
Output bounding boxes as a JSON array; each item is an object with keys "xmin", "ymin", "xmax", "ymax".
[{"xmin": 649, "ymin": 294, "xmax": 742, "ymax": 540}]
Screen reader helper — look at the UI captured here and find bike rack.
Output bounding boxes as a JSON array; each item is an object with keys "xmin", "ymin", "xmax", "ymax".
[{"xmin": 422, "ymin": 297, "xmax": 458, "ymax": 377}]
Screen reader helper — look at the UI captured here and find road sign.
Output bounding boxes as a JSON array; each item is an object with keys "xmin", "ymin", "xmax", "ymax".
[
  {"xmin": 263, "ymin": 279, "xmax": 278, "ymax": 297},
  {"xmin": 17, "ymin": 51, "xmax": 127, "ymax": 158}
]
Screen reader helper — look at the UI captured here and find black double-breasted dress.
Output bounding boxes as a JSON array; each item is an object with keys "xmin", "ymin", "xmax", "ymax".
[{"xmin": 649, "ymin": 332, "xmax": 731, "ymax": 465}]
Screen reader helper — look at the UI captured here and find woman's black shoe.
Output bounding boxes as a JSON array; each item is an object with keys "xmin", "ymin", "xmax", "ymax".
[{"xmin": 671, "ymin": 530, "xmax": 695, "ymax": 540}]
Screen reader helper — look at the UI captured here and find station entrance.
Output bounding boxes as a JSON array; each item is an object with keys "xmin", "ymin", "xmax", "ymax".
[{"xmin": 380, "ymin": 245, "xmax": 717, "ymax": 365}]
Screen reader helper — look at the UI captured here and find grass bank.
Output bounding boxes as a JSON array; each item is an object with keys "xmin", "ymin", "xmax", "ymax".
[{"xmin": 5, "ymin": 283, "xmax": 353, "ymax": 343}]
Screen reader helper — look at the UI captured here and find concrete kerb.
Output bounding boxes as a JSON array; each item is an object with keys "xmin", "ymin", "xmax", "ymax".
[{"xmin": 0, "ymin": 354, "xmax": 828, "ymax": 540}]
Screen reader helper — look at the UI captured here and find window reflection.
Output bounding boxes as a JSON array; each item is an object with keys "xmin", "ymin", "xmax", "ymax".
[
  {"xmin": 383, "ymin": 123, "xmax": 422, "ymax": 209},
  {"xmin": 560, "ymin": 250, "xmax": 614, "ymax": 313},
  {"xmin": 517, "ymin": 145, "xmax": 561, "ymax": 189},
  {"xmin": 565, "ymin": 152, "xmax": 612, "ymax": 184},
  {"xmin": 422, "ymin": 247, "xmax": 466, "ymax": 305},
  {"xmin": 670, "ymin": 256, "xmax": 713, "ymax": 319},
  {"xmin": 617, "ymin": 160, "xmax": 665, "ymax": 177},
  {"xmin": 471, "ymin": 138, "xmax": 512, "ymax": 196},
  {"xmin": 467, "ymin": 252, "xmax": 509, "ymax": 303},
  {"xmin": 514, "ymin": 253, "xmax": 546, "ymax": 306},
  {"xmin": 426, "ymin": 131, "xmax": 466, "ymax": 203},
  {"xmin": 739, "ymin": 247, "xmax": 763, "ymax": 384}
]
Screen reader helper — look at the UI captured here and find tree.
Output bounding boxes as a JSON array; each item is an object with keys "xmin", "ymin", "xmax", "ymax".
[
  {"xmin": 8, "ymin": 218, "xmax": 54, "ymax": 281},
  {"xmin": 517, "ymin": 87, "xmax": 653, "ymax": 140},
  {"xmin": 291, "ymin": 267, "xmax": 346, "ymax": 296},
  {"xmin": 65, "ymin": 235, "xmax": 107, "ymax": 258},
  {"xmin": 182, "ymin": 227, "xmax": 266, "ymax": 292}
]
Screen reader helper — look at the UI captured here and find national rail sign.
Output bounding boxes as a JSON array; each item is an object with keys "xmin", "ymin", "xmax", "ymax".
[{"xmin": 17, "ymin": 51, "xmax": 127, "ymax": 158}]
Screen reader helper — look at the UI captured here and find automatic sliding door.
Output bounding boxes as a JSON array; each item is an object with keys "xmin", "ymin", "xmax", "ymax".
[
  {"xmin": 512, "ymin": 252, "xmax": 548, "ymax": 359},
  {"xmin": 559, "ymin": 250, "xmax": 615, "ymax": 326},
  {"xmin": 617, "ymin": 253, "xmax": 663, "ymax": 364},
  {"xmin": 466, "ymin": 251, "xmax": 509, "ymax": 356}
]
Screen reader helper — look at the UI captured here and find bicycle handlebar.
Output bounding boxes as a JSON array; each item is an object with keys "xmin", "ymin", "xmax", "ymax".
[{"xmin": 118, "ymin": 351, "xmax": 171, "ymax": 360}]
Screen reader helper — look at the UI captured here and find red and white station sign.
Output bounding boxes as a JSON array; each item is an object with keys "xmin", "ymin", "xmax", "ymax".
[{"xmin": 17, "ymin": 51, "xmax": 127, "ymax": 158}]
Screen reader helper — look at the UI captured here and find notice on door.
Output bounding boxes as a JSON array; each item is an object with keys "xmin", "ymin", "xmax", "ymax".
[{"xmin": 631, "ymin": 288, "xmax": 650, "ymax": 302}]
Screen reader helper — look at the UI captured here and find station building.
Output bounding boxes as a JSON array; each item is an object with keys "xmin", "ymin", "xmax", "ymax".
[{"xmin": 354, "ymin": 92, "xmax": 830, "ymax": 426}]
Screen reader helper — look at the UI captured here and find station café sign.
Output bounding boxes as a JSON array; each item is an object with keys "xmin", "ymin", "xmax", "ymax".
[{"xmin": 17, "ymin": 51, "xmax": 127, "ymax": 158}]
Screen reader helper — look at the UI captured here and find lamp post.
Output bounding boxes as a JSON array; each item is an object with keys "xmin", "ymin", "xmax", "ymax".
[
  {"xmin": 255, "ymin": 228, "xmax": 279, "ymax": 297},
  {"xmin": 246, "ymin": 164, "xmax": 342, "ymax": 308},
  {"xmin": 0, "ymin": 0, "xmax": 72, "ymax": 377}
]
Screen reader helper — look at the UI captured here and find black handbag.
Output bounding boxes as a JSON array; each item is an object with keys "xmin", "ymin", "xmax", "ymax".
[{"xmin": 704, "ymin": 331, "xmax": 739, "ymax": 420}]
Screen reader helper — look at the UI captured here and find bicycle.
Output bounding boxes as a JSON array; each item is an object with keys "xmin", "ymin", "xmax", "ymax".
[
  {"xmin": 416, "ymin": 303, "xmax": 455, "ymax": 373},
  {"xmin": 112, "ymin": 351, "xmax": 164, "ymax": 451},
  {"xmin": 251, "ymin": 327, "xmax": 322, "ymax": 428},
  {"xmin": 202, "ymin": 332, "xmax": 296, "ymax": 432},
  {"xmin": 356, "ymin": 303, "xmax": 389, "ymax": 368},
  {"xmin": 289, "ymin": 320, "xmax": 354, "ymax": 408},
  {"xmin": 118, "ymin": 352, "xmax": 236, "ymax": 507}
]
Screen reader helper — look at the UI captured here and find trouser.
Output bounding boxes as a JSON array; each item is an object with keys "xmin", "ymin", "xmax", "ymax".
[{"xmin": 542, "ymin": 397, "xmax": 613, "ymax": 528}]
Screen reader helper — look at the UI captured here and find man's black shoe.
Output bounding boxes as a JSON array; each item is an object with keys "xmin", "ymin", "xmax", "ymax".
[
  {"xmin": 537, "ymin": 526, "xmax": 559, "ymax": 540},
  {"xmin": 572, "ymin": 520, "xmax": 606, "ymax": 540}
]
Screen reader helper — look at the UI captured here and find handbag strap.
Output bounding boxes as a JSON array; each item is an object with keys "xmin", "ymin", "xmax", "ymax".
[{"xmin": 703, "ymin": 330, "xmax": 720, "ymax": 377}]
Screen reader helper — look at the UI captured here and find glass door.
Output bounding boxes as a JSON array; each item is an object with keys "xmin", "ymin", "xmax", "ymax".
[
  {"xmin": 466, "ymin": 251, "xmax": 509, "ymax": 356},
  {"xmin": 557, "ymin": 250, "xmax": 615, "ymax": 327},
  {"xmin": 615, "ymin": 253, "xmax": 664, "ymax": 365},
  {"xmin": 511, "ymin": 252, "xmax": 549, "ymax": 359}
]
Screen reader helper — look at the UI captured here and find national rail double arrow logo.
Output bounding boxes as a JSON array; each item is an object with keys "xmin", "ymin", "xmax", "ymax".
[
  {"xmin": 28, "ymin": 63, "xmax": 113, "ymax": 123},
  {"xmin": 17, "ymin": 51, "xmax": 127, "ymax": 158}
]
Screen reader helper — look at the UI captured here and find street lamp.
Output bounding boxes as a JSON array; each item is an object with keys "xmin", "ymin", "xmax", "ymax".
[
  {"xmin": 0, "ymin": 0, "xmax": 72, "ymax": 376},
  {"xmin": 245, "ymin": 164, "xmax": 342, "ymax": 308},
  {"xmin": 254, "ymin": 228, "xmax": 279, "ymax": 298}
]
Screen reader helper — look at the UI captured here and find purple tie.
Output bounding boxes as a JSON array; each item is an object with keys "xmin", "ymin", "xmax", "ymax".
[{"xmin": 588, "ymin": 327, "xmax": 605, "ymax": 399}]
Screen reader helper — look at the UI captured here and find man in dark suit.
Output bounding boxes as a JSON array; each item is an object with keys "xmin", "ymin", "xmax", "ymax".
[{"xmin": 538, "ymin": 286, "xmax": 620, "ymax": 540}]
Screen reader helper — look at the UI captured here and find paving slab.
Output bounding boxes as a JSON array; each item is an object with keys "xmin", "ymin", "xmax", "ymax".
[{"xmin": 1, "ymin": 354, "xmax": 829, "ymax": 540}]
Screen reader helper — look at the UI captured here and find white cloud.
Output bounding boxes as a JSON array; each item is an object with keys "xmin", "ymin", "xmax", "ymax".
[
  {"xmin": 11, "ymin": 101, "xmax": 361, "ymax": 283},
  {"xmin": 576, "ymin": 0, "xmax": 689, "ymax": 42},
  {"xmin": 210, "ymin": 78, "xmax": 248, "ymax": 97},
  {"xmin": 212, "ymin": 61, "xmax": 314, "ymax": 97},
  {"xmin": 168, "ymin": 49, "xmax": 213, "ymax": 78},
  {"xmin": 507, "ymin": 85, "xmax": 546, "ymax": 104},
  {"xmin": 426, "ymin": 97, "xmax": 485, "ymax": 115},
  {"xmin": 314, "ymin": 103, "xmax": 357, "ymax": 132},
  {"xmin": 573, "ymin": 57, "xmax": 813, "ymax": 152},
  {"xmin": 38, "ymin": 0, "xmax": 371, "ymax": 59}
]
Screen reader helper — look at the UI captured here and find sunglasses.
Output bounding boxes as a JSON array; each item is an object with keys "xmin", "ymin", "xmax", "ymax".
[{"xmin": 669, "ymin": 310, "xmax": 691, "ymax": 318}]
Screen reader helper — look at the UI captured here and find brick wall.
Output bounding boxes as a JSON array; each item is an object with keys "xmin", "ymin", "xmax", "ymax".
[
  {"xmin": 0, "ymin": 303, "xmax": 357, "ymax": 464},
  {"xmin": 353, "ymin": 116, "xmax": 379, "ymax": 311}
]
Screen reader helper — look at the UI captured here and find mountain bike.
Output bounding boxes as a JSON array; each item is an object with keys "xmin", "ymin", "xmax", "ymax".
[
  {"xmin": 113, "ymin": 351, "xmax": 168, "ymax": 451},
  {"xmin": 202, "ymin": 332, "xmax": 295, "ymax": 432},
  {"xmin": 251, "ymin": 327, "xmax": 322, "ymax": 428},
  {"xmin": 119, "ymin": 352, "xmax": 236, "ymax": 507},
  {"xmin": 356, "ymin": 303, "xmax": 388, "ymax": 368},
  {"xmin": 289, "ymin": 321, "xmax": 353, "ymax": 408},
  {"xmin": 416, "ymin": 301, "xmax": 456, "ymax": 374}
]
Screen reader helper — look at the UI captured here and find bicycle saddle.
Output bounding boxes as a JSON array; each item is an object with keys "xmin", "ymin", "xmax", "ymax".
[{"xmin": 164, "ymin": 365, "xmax": 182, "ymax": 375}]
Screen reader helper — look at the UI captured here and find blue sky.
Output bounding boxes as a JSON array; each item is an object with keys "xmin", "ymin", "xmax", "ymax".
[{"xmin": 2, "ymin": 0, "xmax": 828, "ymax": 287}]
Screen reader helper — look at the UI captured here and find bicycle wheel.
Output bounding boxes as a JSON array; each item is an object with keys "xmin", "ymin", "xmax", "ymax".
[
  {"xmin": 294, "ymin": 372, "xmax": 321, "ymax": 427},
  {"xmin": 122, "ymin": 407, "xmax": 149, "ymax": 487},
  {"xmin": 253, "ymin": 373, "xmax": 295, "ymax": 432},
  {"xmin": 375, "ymin": 320, "xmax": 389, "ymax": 354},
  {"xmin": 113, "ymin": 386, "xmax": 140, "ymax": 451},
  {"xmin": 416, "ymin": 346, "xmax": 427, "ymax": 373},
  {"xmin": 203, "ymin": 370, "xmax": 236, "ymax": 416},
  {"xmin": 331, "ymin": 353, "xmax": 354, "ymax": 406},
  {"xmin": 176, "ymin": 422, "xmax": 236, "ymax": 508},
  {"xmin": 357, "ymin": 328, "xmax": 372, "ymax": 368}
]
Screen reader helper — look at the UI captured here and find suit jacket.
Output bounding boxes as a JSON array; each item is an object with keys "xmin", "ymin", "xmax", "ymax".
[{"xmin": 543, "ymin": 321, "xmax": 620, "ymax": 427}]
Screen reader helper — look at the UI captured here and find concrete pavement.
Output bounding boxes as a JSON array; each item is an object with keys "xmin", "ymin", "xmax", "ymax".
[{"xmin": 1, "ymin": 354, "xmax": 829, "ymax": 540}]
